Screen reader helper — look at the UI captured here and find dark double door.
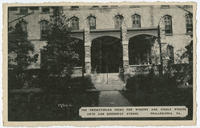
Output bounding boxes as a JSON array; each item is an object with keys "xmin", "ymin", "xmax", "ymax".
[{"xmin": 91, "ymin": 39, "xmax": 123, "ymax": 73}]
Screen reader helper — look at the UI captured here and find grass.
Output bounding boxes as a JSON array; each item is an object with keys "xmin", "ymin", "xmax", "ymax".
[
  {"xmin": 8, "ymin": 91, "xmax": 99, "ymax": 121},
  {"xmin": 8, "ymin": 75, "xmax": 99, "ymax": 121}
]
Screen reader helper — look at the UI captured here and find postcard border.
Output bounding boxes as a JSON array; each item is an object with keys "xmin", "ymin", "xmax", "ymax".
[{"xmin": 2, "ymin": 2, "xmax": 197, "ymax": 126}]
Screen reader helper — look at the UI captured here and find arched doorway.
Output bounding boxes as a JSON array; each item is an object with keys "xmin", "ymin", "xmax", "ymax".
[
  {"xmin": 91, "ymin": 36, "xmax": 123, "ymax": 73},
  {"xmin": 129, "ymin": 34, "xmax": 156, "ymax": 65}
]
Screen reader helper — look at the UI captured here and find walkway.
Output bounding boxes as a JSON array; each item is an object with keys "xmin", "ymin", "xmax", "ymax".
[
  {"xmin": 98, "ymin": 91, "xmax": 132, "ymax": 106},
  {"xmin": 92, "ymin": 73, "xmax": 125, "ymax": 91}
]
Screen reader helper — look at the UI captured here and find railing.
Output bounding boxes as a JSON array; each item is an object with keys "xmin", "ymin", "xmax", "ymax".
[{"xmin": 129, "ymin": 64, "xmax": 160, "ymax": 75}]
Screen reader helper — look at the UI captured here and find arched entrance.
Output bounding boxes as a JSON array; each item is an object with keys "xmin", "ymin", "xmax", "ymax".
[
  {"xmin": 129, "ymin": 34, "xmax": 156, "ymax": 65},
  {"xmin": 91, "ymin": 36, "xmax": 123, "ymax": 73}
]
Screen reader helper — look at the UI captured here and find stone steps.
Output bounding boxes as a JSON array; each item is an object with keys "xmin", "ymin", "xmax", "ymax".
[
  {"xmin": 91, "ymin": 73, "xmax": 125, "ymax": 91},
  {"xmin": 91, "ymin": 73, "xmax": 123, "ymax": 84}
]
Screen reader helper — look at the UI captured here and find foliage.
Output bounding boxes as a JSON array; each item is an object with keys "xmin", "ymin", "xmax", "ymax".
[
  {"xmin": 41, "ymin": 8, "xmax": 79, "ymax": 79},
  {"xmin": 169, "ymin": 41, "xmax": 193, "ymax": 86},
  {"xmin": 126, "ymin": 73, "xmax": 177, "ymax": 92},
  {"xmin": 8, "ymin": 20, "xmax": 38, "ymax": 88}
]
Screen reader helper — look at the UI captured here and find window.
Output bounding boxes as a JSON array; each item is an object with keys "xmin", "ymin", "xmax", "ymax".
[
  {"xmin": 40, "ymin": 20, "xmax": 49, "ymax": 40},
  {"xmin": 167, "ymin": 45, "xmax": 174, "ymax": 63},
  {"xmin": 53, "ymin": 7, "xmax": 63, "ymax": 16},
  {"xmin": 132, "ymin": 14, "xmax": 141, "ymax": 28},
  {"xmin": 71, "ymin": 6, "xmax": 79, "ymax": 10},
  {"xmin": 111, "ymin": 5, "xmax": 118, "ymax": 8},
  {"xmin": 91, "ymin": 6, "xmax": 99, "ymax": 8},
  {"xmin": 41, "ymin": 7, "xmax": 50, "ymax": 13},
  {"xmin": 129, "ymin": 5, "xmax": 140, "ymax": 8},
  {"xmin": 183, "ymin": 5, "xmax": 192, "ymax": 9},
  {"xmin": 20, "ymin": 7, "xmax": 28, "ymax": 15},
  {"xmin": 185, "ymin": 14, "xmax": 193, "ymax": 33},
  {"xmin": 163, "ymin": 15, "xmax": 173, "ymax": 35},
  {"xmin": 9, "ymin": 7, "xmax": 18, "ymax": 11},
  {"xmin": 102, "ymin": 5, "xmax": 109, "ymax": 8},
  {"xmin": 88, "ymin": 16, "xmax": 96, "ymax": 29},
  {"xmin": 161, "ymin": 5, "xmax": 170, "ymax": 9},
  {"xmin": 69, "ymin": 17, "xmax": 79, "ymax": 30},
  {"xmin": 29, "ymin": 7, "xmax": 39, "ymax": 10},
  {"xmin": 114, "ymin": 15, "xmax": 123, "ymax": 29}
]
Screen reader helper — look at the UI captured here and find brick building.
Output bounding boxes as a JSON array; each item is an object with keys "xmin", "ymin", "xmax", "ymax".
[{"xmin": 8, "ymin": 5, "xmax": 193, "ymax": 76}]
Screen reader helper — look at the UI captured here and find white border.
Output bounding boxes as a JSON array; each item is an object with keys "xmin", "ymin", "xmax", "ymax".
[{"xmin": 0, "ymin": 0, "xmax": 199, "ymax": 128}]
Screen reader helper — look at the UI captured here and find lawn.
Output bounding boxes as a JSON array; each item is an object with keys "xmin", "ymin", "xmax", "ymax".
[
  {"xmin": 8, "ymin": 75, "xmax": 99, "ymax": 121},
  {"xmin": 8, "ymin": 90, "xmax": 99, "ymax": 121}
]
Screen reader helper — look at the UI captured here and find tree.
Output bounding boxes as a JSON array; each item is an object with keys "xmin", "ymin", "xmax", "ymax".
[
  {"xmin": 8, "ymin": 19, "xmax": 38, "ymax": 88},
  {"xmin": 41, "ymin": 8, "xmax": 79, "ymax": 79}
]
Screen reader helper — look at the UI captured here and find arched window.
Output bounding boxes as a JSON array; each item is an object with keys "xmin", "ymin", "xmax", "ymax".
[
  {"xmin": 69, "ymin": 16, "xmax": 79, "ymax": 30},
  {"xmin": 132, "ymin": 14, "xmax": 141, "ymax": 28},
  {"xmin": 114, "ymin": 15, "xmax": 123, "ymax": 29},
  {"xmin": 163, "ymin": 15, "xmax": 173, "ymax": 35},
  {"xmin": 185, "ymin": 13, "xmax": 193, "ymax": 33},
  {"xmin": 88, "ymin": 16, "xmax": 96, "ymax": 29},
  {"xmin": 40, "ymin": 20, "xmax": 49, "ymax": 40}
]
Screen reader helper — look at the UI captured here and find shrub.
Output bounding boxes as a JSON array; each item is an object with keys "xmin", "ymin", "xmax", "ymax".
[
  {"xmin": 126, "ymin": 73, "xmax": 177, "ymax": 92},
  {"xmin": 39, "ymin": 71, "xmax": 94, "ymax": 93}
]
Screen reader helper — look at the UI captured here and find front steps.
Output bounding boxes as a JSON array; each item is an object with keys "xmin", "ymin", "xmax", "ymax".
[{"xmin": 91, "ymin": 73, "xmax": 125, "ymax": 91}]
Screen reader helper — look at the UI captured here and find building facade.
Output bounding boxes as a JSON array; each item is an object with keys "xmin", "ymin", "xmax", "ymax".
[{"xmin": 8, "ymin": 5, "xmax": 193, "ymax": 76}]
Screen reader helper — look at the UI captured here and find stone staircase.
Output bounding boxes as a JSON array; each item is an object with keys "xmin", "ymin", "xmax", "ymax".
[{"xmin": 91, "ymin": 73, "xmax": 125, "ymax": 91}]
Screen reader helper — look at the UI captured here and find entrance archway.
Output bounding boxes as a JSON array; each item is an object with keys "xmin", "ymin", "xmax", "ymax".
[
  {"xmin": 129, "ymin": 34, "xmax": 156, "ymax": 65},
  {"xmin": 91, "ymin": 36, "xmax": 123, "ymax": 73}
]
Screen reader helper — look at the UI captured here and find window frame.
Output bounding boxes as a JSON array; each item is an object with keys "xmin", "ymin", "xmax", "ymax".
[
  {"xmin": 167, "ymin": 45, "xmax": 174, "ymax": 63},
  {"xmin": 40, "ymin": 20, "xmax": 49, "ymax": 40},
  {"xmin": 19, "ymin": 7, "xmax": 28, "ymax": 15},
  {"xmin": 88, "ymin": 16, "xmax": 96, "ymax": 30},
  {"xmin": 161, "ymin": 5, "xmax": 170, "ymax": 9},
  {"xmin": 132, "ymin": 14, "xmax": 141, "ymax": 28},
  {"xmin": 163, "ymin": 15, "xmax": 173, "ymax": 35},
  {"xmin": 185, "ymin": 13, "xmax": 193, "ymax": 34},
  {"xmin": 114, "ymin": 14, "xmax": 124, "ymax": 29},
  {"xmin": 41, "ymin": 7, "xmax": 50, "ymax": 14},
  {"xmin": 69, "ymin": 16, "xmax": 79, "ymax": 30}
]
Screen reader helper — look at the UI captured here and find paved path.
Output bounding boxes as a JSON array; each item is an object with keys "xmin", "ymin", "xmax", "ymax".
[
  {"xmin": 98, "ymin": 91, "xmax": 132, "ymax": 106},
  {"xmin": 94, "ymin": 83, "xmax": 125, "ymax": 91}
]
